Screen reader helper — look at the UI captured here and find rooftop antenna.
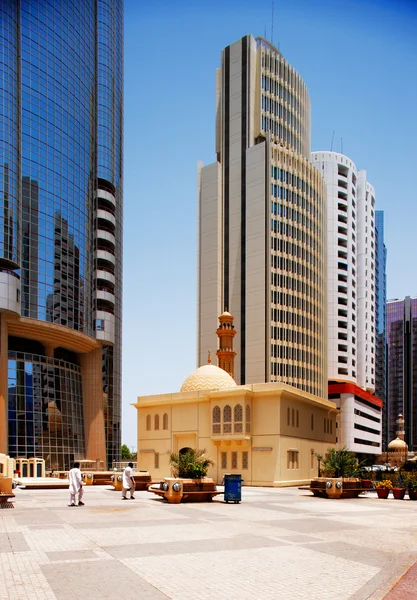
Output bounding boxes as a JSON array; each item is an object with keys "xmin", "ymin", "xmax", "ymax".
[
  {"xmin": 330, "ymin": 130, "xmax": 335, "ymax": 151},
  {"xmin": 271, "ymin": 0, "xmax": 274, "ymax": 46}
]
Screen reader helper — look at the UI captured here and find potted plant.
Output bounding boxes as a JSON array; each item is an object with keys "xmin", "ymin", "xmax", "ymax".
[
  {"xmin": 374, "ymin": 479, "xmax": 393, "ymax": 499},
  {"xmin": 148, "ymin": 449, "xmax": 217, "ymax": 503},
  {"xmin": 311, "ymin": 448, "xmax": 365, "ymax": 498},
  {"xmin": 391, "ymin": 473, "xmax": 406, "ymax": 500},
  {"xmin": 403, "ymin": 472, "xmax": 417, "ymax": 500}
]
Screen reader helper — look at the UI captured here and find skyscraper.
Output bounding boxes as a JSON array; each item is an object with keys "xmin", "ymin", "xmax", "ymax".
[
  {"xmin": 0, "ymin": 0, "xmax": 123, "ymax": 470},
  {"xmin": 375, "ymin": 210, "xmax": 387, "ymax": 447},
  {"xmin": 197, "ymin": 35, "xmax": 327, "ymax": 398},
  {"xmin": 311, "ymin": 152, "xmax": 382, "ymax": 456},
  {"xmin": 387, "ymin": 297, "xmax": 417, "ymax": 450}
]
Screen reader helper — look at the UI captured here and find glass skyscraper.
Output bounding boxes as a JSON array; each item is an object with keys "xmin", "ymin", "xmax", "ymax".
[
  {"xmin": 0, "ymin": 0, "xmax": 123, "ymax": 470},
  {"xmin": 375, "ymin": 211, "xmax": 387, "ymax": 448},
  {"xmin": 386, "ymin": 297, "xmax": 417, "ymax": 450}
]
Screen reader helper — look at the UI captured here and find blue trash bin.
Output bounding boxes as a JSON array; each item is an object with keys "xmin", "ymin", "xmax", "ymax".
[{"xmin": 223, "ymin": 473, "xmax": 242, "ymax": 503}]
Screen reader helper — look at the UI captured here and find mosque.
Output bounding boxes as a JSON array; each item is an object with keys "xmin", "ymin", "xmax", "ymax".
[{"xmin": 133, "ymin": 312, "xmax": 337, "ymax": 487}]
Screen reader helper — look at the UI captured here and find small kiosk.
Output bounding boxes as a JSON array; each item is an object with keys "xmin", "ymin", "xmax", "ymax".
[{"xmin": 28, "ymin": 457, "xmax": 45, "ymax": 478}]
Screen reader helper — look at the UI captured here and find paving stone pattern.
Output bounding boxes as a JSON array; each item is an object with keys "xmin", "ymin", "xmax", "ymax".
[{"xmin": 0, "ymin": 485, "xmax": 416, "ymax": 599}]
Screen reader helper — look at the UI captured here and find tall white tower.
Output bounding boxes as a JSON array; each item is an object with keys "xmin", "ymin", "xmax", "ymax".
[
  {"xmin": 198, "ymin": 35, "xmax": 327, "ymax": 398},
  {"xmin": 311, "ymin": 152, "xmax": 381, "ymax": 455}
]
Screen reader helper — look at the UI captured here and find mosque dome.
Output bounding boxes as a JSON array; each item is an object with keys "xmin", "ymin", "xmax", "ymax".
[
  {"xmin": 180, "ymin": 364, "xmax": 237, "ymax": 392},
  {"xmin": 388, "ymin": 437, "xmax": 408, "ymax": 451}
]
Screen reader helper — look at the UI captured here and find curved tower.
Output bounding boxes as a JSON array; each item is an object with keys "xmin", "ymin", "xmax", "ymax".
[
  {"xmin": 0, "ymin": 0, "xmax": 123, "ymax": 469},
  {"xmin": 198, "ymin": 35, "xmax": 327, "ymax": 398}
]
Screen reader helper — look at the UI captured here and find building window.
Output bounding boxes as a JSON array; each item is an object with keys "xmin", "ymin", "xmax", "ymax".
[
  {"xmin": 221, "ymin": 452, "xmax": 227, "ymax": 469},
  {"xmin": 292, "ymin": 408, "xmax": 295, "ymax": 426},
  {"xmin": 311, "ymin": 414, "xmax": 314, "ymax": 431},
  {"xmin": 163, "ymin": 413, "xmax": 168, "ymax": 430},
  {"xmin": 154, "ymin": 453, "xmax": 159, "ymax": 469},
  {"xmin": 232, "ymin": 452, "xmax": 238, "ymax": 469},
  {"xmin": 242, "ymin": 451, "xmax": 248, "ymax": 470},
  {"xmin": 154, "ymin": 414, "xmax": 159, "ymax": 430},
  {"xmin": 296, "ymin": 410, "xmax": 299, "ymax": 427},
  {"xmin": 146, "ymin": 415, "xmax": 151, "ymax": 431},
  {"xmin": 212, "ymin": 406, "xmax": 221, "ymax": 434},
  {"xmin": 223, "ymin": 405, "xmax": 232, "ymax": 434},
  {"xmin": 287, "ymin": 450, "xmax": 299, "ymax": 469},
  {"xmin": 234, "ymin": 404, "xmax": 243, "ymax": 433},
  {"xmin": 245, "ymin": 404, "xmax": 251, "ymax": 433},
  {"xmin": 311, "ymin": 449, "xmax": 314, "ymax": 469},
  {"xmin": 287, "ymin": 407, "xmax": 290, "ymax": 426}
]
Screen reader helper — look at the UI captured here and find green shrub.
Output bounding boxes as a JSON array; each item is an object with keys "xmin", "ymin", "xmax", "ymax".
[
  {"xmin": 169, "ymin": 449, "xmax": 214, "ymax": 479},
  {"xmin": 315, "ymin": 447, "xmax": 365, "ymax": 478}
]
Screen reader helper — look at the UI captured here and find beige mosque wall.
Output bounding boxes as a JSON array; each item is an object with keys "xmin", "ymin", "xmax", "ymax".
[{"xmin": 134, "ymin": 378, "xmax": 337, "ymax": 487}]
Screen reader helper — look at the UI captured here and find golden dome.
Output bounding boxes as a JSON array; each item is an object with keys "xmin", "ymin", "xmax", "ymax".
[
  {"xmin": 180, "ymin": 364, "xmax": 237, "ymax": 392},
  {"xmin": 388, "ymin": 437, "xmax": 408, "ymax": 451}
]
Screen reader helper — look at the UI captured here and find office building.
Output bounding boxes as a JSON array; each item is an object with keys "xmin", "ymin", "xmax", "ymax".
[
  {"xmin": 0, "ymin": 0, "xmax": 123, "ymax": 469},
  {"xmin": 387, "ymin": 297, "xmax": 417, "ymax": 451},
  {"xmin": 375, "ymin": 211, "xmax": 387, "ymax": 448},
  {"xmin": 197, "ymin": 35, "xmax": 327, "ymax": 398},
  {"xmin": 311, "ymin": 152, "xmax": 382, "ymax": 456}
]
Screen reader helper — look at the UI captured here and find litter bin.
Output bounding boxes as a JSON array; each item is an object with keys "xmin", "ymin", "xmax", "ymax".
[{"xmin": 223, "ymin": 474, "xmax": 242, "ymax": 503}]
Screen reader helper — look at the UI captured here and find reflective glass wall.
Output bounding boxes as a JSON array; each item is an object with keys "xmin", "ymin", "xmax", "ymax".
[
  {"xmin": 8, "ymin": 351, "xmax": 85, "ymax": 470},
  {"xmin": 1, "ymin": 0, "xmax": 123, "ymax": 469}
]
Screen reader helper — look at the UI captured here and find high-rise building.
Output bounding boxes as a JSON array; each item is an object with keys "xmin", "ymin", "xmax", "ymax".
[
  {"xmin": 387, "ymin": 297, "xmax": 417, "ymax": 450},
  {"xmin": 375, "ymin": 211, "xmax": 387, "ymax": 447},
  {"xmin": 311, "ymin": 152, "xmax": 382, "ymax": 456},
  {"xmin": 0, "ymin": 0, "xmax": 123, "ymax": 470},
  {"xmin": 197, "ymin": 35, "xmax": 327, "ymax": 398}
]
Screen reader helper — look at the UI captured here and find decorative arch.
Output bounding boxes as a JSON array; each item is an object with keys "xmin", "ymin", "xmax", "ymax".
[
  {"xmin": 146, "ymin": 414, "xmax": 151, "ymax": 431},
  {"xmin": 212, "ymin": 406, "xmax": 221, "ymax": 434},
  {"xmin": 154, "ymin": 414, "xmax": 159, "ymax": 430},
  {"xmin": 223, "ymin": 405, "xmax": 232, "ymax": 434},
  {"xmin": 245, "ymin": 404, "xmax": 251, "ymax": 433},
  {"xmin": 163, "ymin": 413, "xmax": 168, "ymax": 430},
  {"xmin": 234, "ymin": 404, "xmax": 243, "ymax": 433}
]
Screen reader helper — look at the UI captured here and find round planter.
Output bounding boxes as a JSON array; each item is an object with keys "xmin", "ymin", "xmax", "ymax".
[
  {"xmin": 408, "ymin": 490, "xmax": 417, "ymax": 500},
  {"xmin": 376, "ymin": 488, "xmax": 390, "ymax": 499},
  {"xmin": 392, "ymin": 488, "xmax": 405, "ymax": 500}
]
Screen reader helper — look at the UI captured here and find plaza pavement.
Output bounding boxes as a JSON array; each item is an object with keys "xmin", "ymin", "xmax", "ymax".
[{"xmin": 1, "ymin": 485, "xmax": 417, "ymax": 600}]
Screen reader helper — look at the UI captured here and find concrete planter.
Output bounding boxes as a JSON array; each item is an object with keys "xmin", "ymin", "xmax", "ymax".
[{"xmin": 148, "ymin": 477, "xmax": 219, "ymax": 503}]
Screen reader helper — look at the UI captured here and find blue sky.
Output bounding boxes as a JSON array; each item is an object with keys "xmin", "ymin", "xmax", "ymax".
[{"xmin": 122, "ymin": 0, "xmax": 417, "ymax": 448}]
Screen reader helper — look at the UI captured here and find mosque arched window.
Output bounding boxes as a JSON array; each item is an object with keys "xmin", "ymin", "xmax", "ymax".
[
  {"xmin": 234, "ymin": 404, "xmax": 243, "ymax": 433},
  {"xmin": 223, "ymin": 405, "xmax": 232, "ymax": 434},
  {"xmin": 154, "ymin": 414, "xmax": 159, "ymax": 430},
  {"xmin": 246, "ymin": 404, "xmax": 251, "ymax": 433},
  {"xmin": 212, "ymin": 406, "xmax": 221, "ymax": 434},
  {"xmin": 163, "ymin": 413, "xmax": 168, "ymax": 430},
  {"xmin": 146, "ymin": 414, "xmax": 151, "ymax": 431}
]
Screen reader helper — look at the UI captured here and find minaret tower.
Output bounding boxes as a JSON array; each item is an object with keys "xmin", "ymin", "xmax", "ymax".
[{"xmin": 216, "ymin": 311, "xmax": 237, "ymax": 379}]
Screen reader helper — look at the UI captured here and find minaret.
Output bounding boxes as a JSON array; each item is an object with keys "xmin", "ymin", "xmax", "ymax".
[
  {"xmin": 216, "ymin": 311, "xmax": 237, "ymax": 379},
  {"xmin": 396, "ymin": 414, "xmax": 405, "ymax": 442}
]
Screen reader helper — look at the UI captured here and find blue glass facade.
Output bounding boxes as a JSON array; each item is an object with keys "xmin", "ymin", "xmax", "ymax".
[
  {"xmin": 0, "ymin": 0, "xmax": 123, "ymax": 470},
  {"xmin": 375, "ymin": 210, "xmax": 387, "ymax": 447}
]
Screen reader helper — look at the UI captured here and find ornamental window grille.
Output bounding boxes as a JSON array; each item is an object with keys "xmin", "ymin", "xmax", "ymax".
[
  {"xmin": 223, "ymin": 405, "xmax": 232, "ymax": 434},
  {"xmin": 154, "ymin": 414, "xmax": 159, "ymax": 430},
  {"xmin": 221, "ymin": 452, "xmax": 227, "ymax": 469},
  {"xmin": 232, "ymin": 452, "xmax": 238, "ymax": 469},
  {"xmin": 242, "ymin": 451, "xmax": 248, "ymax": 469},
  {"xmin": 212, "ymin": 406, "xmax": 221, "ymax": 434},
  {"xmin": 234, "ymin": 404, "xmax": 243, "ymax": 433},
  {"xmin": 246, "ymin": 404, "xmax": 251, "ymax": 433},
  {"xmin": 154, "ymin": 453, "xmax": 159, "ymax": 469},
  {"xmin": 163, "ymin": 413, "xmax": 168, "ymax": 430},
  {"xmin": 146, "ymin": 414, "xmax": 151, "ymax": 431}
]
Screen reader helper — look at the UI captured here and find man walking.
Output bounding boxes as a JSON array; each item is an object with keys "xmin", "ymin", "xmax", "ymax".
[
  {"xmin": 122, "ymin": 462, "xmax": 135, "ymax": 499},
  {"xmin": 68, "ymin": 462, "xmax": 84, "ymax": 506}
]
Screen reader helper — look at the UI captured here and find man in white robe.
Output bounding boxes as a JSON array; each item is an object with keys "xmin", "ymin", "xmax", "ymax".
[
  {"xmin": 122, "ymin": 462, "xmax": 135, "ymax": 499},
  {"xmin": 68, "ymin": 462, "xmax": 84, "ymax": 506}
]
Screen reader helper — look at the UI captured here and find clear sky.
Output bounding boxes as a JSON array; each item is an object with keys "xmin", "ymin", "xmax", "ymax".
[{"xmin": 122, "ymin": 0, "xmax": 417, "ymax": 448}]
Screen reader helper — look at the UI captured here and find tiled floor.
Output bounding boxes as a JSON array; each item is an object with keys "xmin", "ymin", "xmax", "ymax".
[{"xmin": 0, "ymin": 485, "xmax": 416, "ymax": 599}]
